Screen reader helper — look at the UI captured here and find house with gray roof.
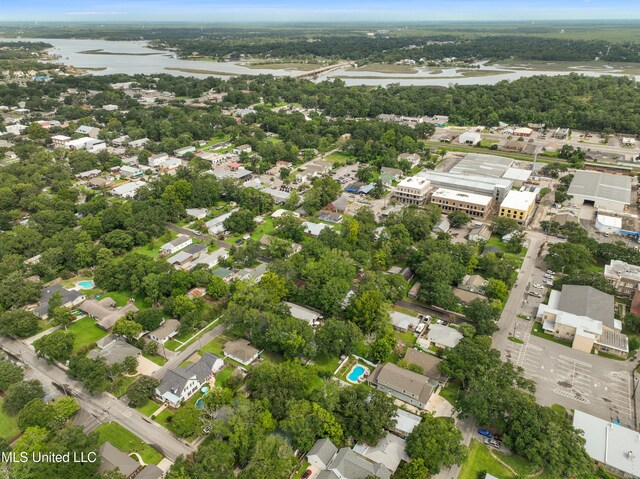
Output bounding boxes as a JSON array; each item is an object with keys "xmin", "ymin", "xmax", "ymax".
[
  {"xmin": 148, "ymin": 319, "xmax": 180, "ymax": 344},
  {"xmin": 423, "ymin": 324, "xmax": 463, "ymax": 350},
  {"xmin": 392, "ymin": 408, "xmax": 422, "ymax": 438},
  {"xmin": 223, "ymin": 338, "xmax": 260, "ymax": 366},
  {"xmin": 156, "ymin": 352, "xmax": 223, "ymax": 407},
  {"xmin": 87, "ymin": 335, "xmax": 140, "ymax": 366},
  {"xmin": 79, "ymin": 297, "xmax": 139, "ymax": 330},
  {"xmin": 309, "ymin": 438, "xmax": 391, "ymax": 479},
  {"xmin": 135, "ymin": 465, "xmax": 163, "ymax": 479},
  {"xmin": 98, "ymin": 442, "xmax": 140, "ymax": 478},
  {"xmin": 403, "ymin": 348, "xmax": 448, "ymax": 386},
  {"xmin": 353, "ymin": 432, "xmax": 408, "ymax": 473},
  {"xmin": 368, "ymin": 362, "xmax": 433, "ymax": 410},
  {"xmin": 160, "ymin": 235, "xmax": 192, "ymax": 256},
  {"xmin": 32, "ymin": 284, "xmax": 86, "ymax": 319}
]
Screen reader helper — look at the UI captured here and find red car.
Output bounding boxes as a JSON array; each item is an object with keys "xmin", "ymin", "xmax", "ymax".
[{"xmin": 302, "ymin": 470, "xmax": 312, "ymax": 479}]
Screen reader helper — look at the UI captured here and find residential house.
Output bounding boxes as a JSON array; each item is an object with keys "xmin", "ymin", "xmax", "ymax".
[
  {"xmin": 205, "ymin": 209, "xmax": 239, "ymax": 235},
  {"xmin": 326, "ymin": 195, "xmax": 349, "ymax": 214},
  {"xmin": 397, "ymin": 153, "xmax": 420, "ymax": 167},
  {"xmin": 76, "ymin": 169, "xmax": 102, "ymax": 180},
  {"xmin": 453, "ymin": 287, "xmax": 487, "ymax": 305},
  {"xmin": 369, "ymin": 362, "xmax": 433, "ymax": 410},
  {"xmin": 87, "ymin": 334, "xmax": 141, "ymax": 366},
  {"xmin": 232, "ymin": 144, "xmax": 252, "ymax": 155},
  {"xmin": 160, "ymin": 235, "xmax": 193, "ymax": 256},
  {"xmin": 235, "ymin": 262, "xmax": 268, "ymax": 281},
  {"xmin": 458, "ymin": 274, "xmax": 488, "ymax": 294},
  {"xmin": 98, "ymin": 443, "xmax": 140, "ymax": 478},
  {"xmin": 186, "ymin": 248, "xmax": 230, "ymax": 270},
  {"xmin": 318, "ymin": 210, "xmax": 343, "ymax": 224},
  {"xmin": 353, "ymin": 433, "xmax": 408, "ymax": 473},
  {"xmin": 387, "ymin": 266, "xmax": 414, "ymax": 282},
  {"xmin": 119, "ymin": 165, "xmax": 143, "ymax": 179},
  {"xmin": 32, "ymin": 285, "xmax": 86, "ymax": 320},
  {"xmin": 80, "ymin": 297, "xmax": 139, "ymax": 330},
  {"xmin": 423, "ymin": 324, "xmax": 463, "ymax": 349},
  {"xmin": 303, "ymin": 221, "xmax": 334, "ymax": 238},
  {"xmin": 308, "ymin": 438, "xmax": 391, "ymax": 479},
  {"xmin": 111, "ymin": 180, "xmax": 146, "ymax": 198},
  {"xmin": 380, "ymin": 167, "xmax": 403, "ymax": 181},
  {"xmin": 185, "ymin": 208, "xmax": 208, "ymax": 220},
  {"xmin": 408, "ymin": 282, "xmax": 421, "ymax": 300},
  {"xmin": 148, "ymin": 319, "xmax": 181, "ymax": 344},
  {"xmin": 167, "ymin": 243, "xmax": 208, "ymax": 268},
  {"xmin": 156, "ymin": 352, "xmax": 223, "ymax": 407},
  {"xmin": 285, "ymin": 302, "xmax": 323, "ymax": 327},
  {"xmin": 148, "ymin": 153, "xmax": 169, "ymax": 167},
  {"xmin": 223, "ymin": 338, "xmax": 260, "ymax": 366},
  {"xmin": 604, "ymin": 260, "xmax": 640, "ymax": 297},
  {"xmin": 135, "ymin": 465, "xmax": 163, "ymax": 479},
  {"xmin": 468, "ymin": 224, "xmax": 492, "ymax": 242},
  {"xmin": 537, "ymin": 285, "xmax": 628, "ymax": 357},
  {"xmin": 390, "ymin": 311, "xmax": 421, "ymax": 332},
  {"xmin": 403, "ymin": 348, "xmax": 449, "ymax": 386},
  {"xmin": 432, "ymin": 218, "xmax": 450, "ymax": 234},
  {"xmin": 51, "ymin": 134, "xmax": 71, "ymax": 147},
  {"xmin": 128, "ymin": 138, "xmax": 149, "ymax": 148},
  {"xmin": 392, "ymin": 408, "xmax": 422, "ymax": 438},
  {"xmin": 211, "ymin": 267, "xmax": 233, "ymax": 282},
  {"xmin": 75, "ymin": 125, "xmax": 100, "ymax": 138}
]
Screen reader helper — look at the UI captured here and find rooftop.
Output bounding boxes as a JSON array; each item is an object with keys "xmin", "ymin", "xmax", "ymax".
[
  {"xmin": 431, "ymin": 188, "xmax": 493, "ymax": 206},
  {"xmin": 450, "ymin": 153, "xmax": 513, "ymax": 178},
  {"xmin": 500, "ymin": 190, "xmax": 537, "ymax": 211},
  {"xmin": 567, "ymin": 170, "xmax": 632, "ymax": 205}
]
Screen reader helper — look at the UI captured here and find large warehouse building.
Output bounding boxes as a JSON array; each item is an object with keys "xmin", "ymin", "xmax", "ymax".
[
  {"xmin": 567, "ymin": 170, "xmax": 632, "ymax": 212},
  {"xmin": 449, "ymin": 154, "xmax": 514, "ymax": 178}
]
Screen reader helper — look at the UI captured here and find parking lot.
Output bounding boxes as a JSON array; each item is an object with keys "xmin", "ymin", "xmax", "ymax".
[{"xmin": 504, "ymin": 325, "xmax": 634, "ymax": 427}]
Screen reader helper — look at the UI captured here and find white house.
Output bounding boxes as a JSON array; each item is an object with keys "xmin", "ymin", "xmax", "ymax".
[
  {"xmin": 148, "ymin": 319, "xmax": 180, "ymax": 344},
  {"xmin": 156, "ymin": 353, "xmax": 223, "ymax": 407},
  {"xmin": 160, "ymin": 235, "xmax": 193, "ymax": 256}
]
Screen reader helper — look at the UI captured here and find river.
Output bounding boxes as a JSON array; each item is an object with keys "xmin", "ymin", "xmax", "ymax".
[{"xmin": 7, "ymin": 37, "xmax": 640, "ymax": 87}]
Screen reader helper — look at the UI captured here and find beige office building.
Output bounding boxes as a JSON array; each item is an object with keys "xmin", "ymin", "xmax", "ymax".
[
  {"xmin": 392, "ymin": 177, "xmax": 431, "ymax": 205},
  {"xmin": 430, "ymin": 188, "xmax": 493, "ymax": 219}
]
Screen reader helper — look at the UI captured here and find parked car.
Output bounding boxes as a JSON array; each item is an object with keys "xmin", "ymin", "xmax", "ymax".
[
  {"xmin": 546, "ymin": 270, "xmax": 555, "ymax": 275},
  {"xmin": 235, "ymin": 239, "xmax": 244, "ymax": 246},
  {"xmin": 533, "ymin": 284, "xmax": 544, "ymax": 289},
  {"xmin": 302, "ymin": 470, "xmax": 312, "ymax": 479},
  {"xmin": 484, "ymin": 438, "xmax": 501, "ymax": 449},
  {"xmin": 478, "ymin": 429, "xmax": 493, "ymax": 438},
  {"xmin": 529, "ymin": 291, "xmax": 542, "ymax": 298},
  {"xmin": 544, "ymin": 274, "xmax": 554, "ymax": 279}
]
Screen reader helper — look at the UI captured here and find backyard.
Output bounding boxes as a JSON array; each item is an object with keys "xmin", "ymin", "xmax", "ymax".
[
  {"xmin": 0, "ymin": 398, "xmax": 20, "ymax": 441},
  {"xmin": 131, "ymin": 231, "xmax": 178, "ymax": 259},
  {"xmin": 95, "ymin": 421, "xmax": 163, "ymax": 465},
  {"xmin": 68, "ymin": 317, "xmax": 109, "ymax": 351}
]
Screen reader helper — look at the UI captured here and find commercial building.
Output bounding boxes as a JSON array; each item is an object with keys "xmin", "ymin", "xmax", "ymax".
[
  {"xmin": 430, "ymin": 188, "xmax": 494, "ymax": 219},
  {"xmin": 417, "ymin": 171, "xmax": 513, "ymax": 202},
  {"xmin": 604, "ymin": 260, "xmax": 640, "ymax": 297},
  {"xmin": 513, "ymin": 127, "xmax": 533, "ymax": 137},
  {"xmin": 449, "ymin": 154, "xmax": 513, "ymax": 178},
  {"xmin": 573, "ymin": 410, "xmax": 640, "ymax": 479},
  {"xmin": 499, "ymin": 190, "xmax": 537, "ymax": 225},
  {"xmin": 567, "ymin": 171, "xmax": 632, "ymax": 212},
  {"xmin": 595, "ymin": 214, "xmax": 622, "ymax": 234},
  {"xmin": 392, "ymin": 177, "xmax": 431, "ymax": 205},
  {"xmin": 537, "ymin": 285, "xmax": 628, "ymax": 357},
  {"xmin": 458, "ymin": 131, "xmax": 482, "ymax": 146}
]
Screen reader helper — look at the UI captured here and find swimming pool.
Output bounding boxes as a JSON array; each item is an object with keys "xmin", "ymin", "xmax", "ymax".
[
  {"xmin": 347, "ymin": 365, "xmax": 366, "ymax": 383},
  {"xmin": 196, "ymin": 398, "xmax": 204, "ymax": 409},
  {"xmin": 77, "ymin": 280, "xmax": 95, "ymax": 289}
]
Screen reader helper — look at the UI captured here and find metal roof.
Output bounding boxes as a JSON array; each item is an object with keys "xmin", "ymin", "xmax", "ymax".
[{"xmin": 567, "ymin": 170, "xmax": 632, "ymax": 205}]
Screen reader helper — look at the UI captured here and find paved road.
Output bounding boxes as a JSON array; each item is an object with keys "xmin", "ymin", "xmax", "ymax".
[
  {"xmin": 431, "ymin": 416, "xmax": 476, "ymax": 479},
  {"xmin": 151, "ymin": 323, "xmax": 226, "ymax": 379},
  {"xmin": 0, "ymin": 337, "xmax": 194, "ymax": 461}
]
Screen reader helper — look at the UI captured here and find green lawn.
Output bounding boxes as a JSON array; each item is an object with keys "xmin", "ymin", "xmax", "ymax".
[
  {"xmin": 137, "ymin": 400, "xmax": 162, "ymax": 417},
  {"xmin": 131, "ymin": 231, "xmax": 178, "ymax": 259},
  {"xmin": 227, "ymin": 217, "xmax": 276, "ymax": 244},
  {"xmin": 531, "ymin": 322, "xmax": 572, "ymax": 347},
  {"xmin": 142, "ymin": 351, "xmax": 167, "ymax": 366},
  {"xmin": 164, "ymin": 339, "xmax": 183, "ymax": 352},
  {"xmin": 200, "ymin": 335, "xmax": 229, "ymax": 356},
  {"xmin": 439, "ymin": 380, "xmax": 461, "ymax": 406},
  {"xmin": 508, "ymin": 336, "xmax": 524, "ymax": 344},
  {"xmin": 215, "ymin": 366, "xmax": 235, "ymax": 389},
  {"xmin": 102, "ymin": 291, "xmax": 152, "ymax": 311},
  {"xmin": 95, "ymin": 422, "xmax": 163, "ymax": 465},
  {"xmin": 459, "ymin": 439, "xmax": 514, "ymax": 479},
  {"xmin": 313, "ymin": 354, "xmax": 342, "ymax": 376},
  {"xmin": 325, "ymin": 151, "xmax": 353, "ymax": 165},
  {"xmin": 0, "ymin": 398, "xmax": 20, "ymax": 441},
  {"xmin": 68, "ymin": 317, "xmax": 108, "ymax": 351},
  {"xmin": 111, "ymin": 375, "xmax": 137, "ymax": 398},
  {"xmin": 154, "ymin": 408, "xmax": 178, "ymax": 435}
]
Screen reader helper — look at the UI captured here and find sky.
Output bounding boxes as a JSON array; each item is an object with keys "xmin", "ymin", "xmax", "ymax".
[{"xmin": 2, "ymin": 0, "xmax": 639, "ymax": 22}]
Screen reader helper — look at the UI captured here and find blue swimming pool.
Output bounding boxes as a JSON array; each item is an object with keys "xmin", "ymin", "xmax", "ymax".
[
  {"xmin": 347, "ymin": 365, "xmax": 365, "ymax": 383},
  {"xmin": 77, "ymin": 280, "xmax": 95, "ymax": 289},
  {"xmin": 196, "ymin": 398, "xmax": 204, "ymax": 409}
]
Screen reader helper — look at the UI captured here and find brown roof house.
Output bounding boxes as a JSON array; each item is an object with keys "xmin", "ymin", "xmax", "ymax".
[
  {"xmin": 403, "ymin": 348, "xmax": 449, "ymax": 386},
  {"xmin": 368, "ymin": 362, "xmax": 433, "ymax": 410},
  {"xmin": 79, "ymin": 297, "xmax": 139, "ymax": 330}
]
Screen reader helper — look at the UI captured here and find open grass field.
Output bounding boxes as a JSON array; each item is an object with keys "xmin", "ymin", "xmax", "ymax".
[
  {"xmin": 325, "ymin": 151, "xmax": 354, "ymax": 164},
  {"xmin": 357, "ymin": 63, "xmax": 418, "ymax": 74},
  {"xmin": 131, "ymin": 231, "xmax": 177, "ymax": 259},
  {"xmin": 95, "ymin": 422, "xmax": 163, "ymax": 465},
  {"xmin": 102, "ymin": 291, "xmax": 152, "ymax": 311},
  {"xmin": 246, "ymin": 62, "xmax": 322, "ymax": 71},
  {"xmin": 0, "ymin": 399, "xmax": 20, "ymax": 441},
  {"xmin": 68, "ymin": 317, "xmax": 108, "ymax": 351}
]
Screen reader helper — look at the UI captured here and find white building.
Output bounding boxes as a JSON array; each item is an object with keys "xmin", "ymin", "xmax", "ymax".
[
  {"xmin": 458, "ymin": 131, "xmax": 482, "ymax": 146},
  {"xmin": 567, "ymin": 171, "xmax": 632, "ymax": 212},
  {"xmin": 111, "ymin": 180, "xmax": 146, "ymax": 198},
  {"xmin": 51, "ymin": 134, "xmax": 71, "ymax": 147},
  {"xmin": 160, "ymin": 235, "xmax": 193, "ymax": 256},
  {"xmin": 595, "ymin": 214, "xmax": 622, "ymax": 234},
  {"xmin": 392, "ymin": 177, "xmax": 431, "ymax": 205}
]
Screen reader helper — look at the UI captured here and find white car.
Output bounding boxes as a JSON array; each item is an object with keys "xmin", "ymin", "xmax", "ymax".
[
  {"xmin": 546, "ymin": 270, "xmax": 555, "ymax": 275},
  {"xmin": 533, "ymin": 284, "xmax": 544, "ymax": 289},
  {"xmin": 544, "ymin": 274, "xmax": 554, "ymax": 279}
]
